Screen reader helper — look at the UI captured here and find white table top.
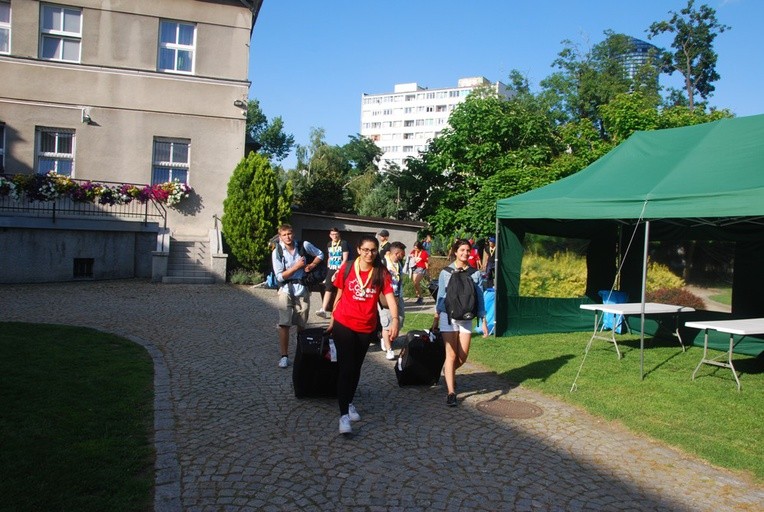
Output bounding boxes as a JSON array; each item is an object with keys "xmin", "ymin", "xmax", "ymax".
[
  {"xmin": 580, "ymin": 302, "xmax": 695, "ymax": 315},
  {"xmin": 685, "ymin": 318, "xmax": 764, "ymax": 336}
]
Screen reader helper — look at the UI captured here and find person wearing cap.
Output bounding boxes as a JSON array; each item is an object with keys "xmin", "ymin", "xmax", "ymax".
[
  {"xmin": 376, "ymin": 229, "xmax": 391, "ymax": 259},
  {"xmin": 483, "ymin": 236, "xmax": 497, "ymax": 289}
]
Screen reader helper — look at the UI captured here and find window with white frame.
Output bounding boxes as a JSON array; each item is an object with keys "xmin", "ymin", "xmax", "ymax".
[
  {"xmin": 36, "ymin": 127, "xmax": 75, "ymax": 176},
  {"xmin": 158, "ymin": 20, "xmax": 196, "ymax": 73},
  {"xmin": 0, "ymin": 1, "xmax": 10, "ymax": 54},
  {"xmin": 39, "ymin": 4, "xmax": 82, "ymax": 62},
  {"xmin": 152, "ymin": 138, "xmax": 189, "ymax": 184}
]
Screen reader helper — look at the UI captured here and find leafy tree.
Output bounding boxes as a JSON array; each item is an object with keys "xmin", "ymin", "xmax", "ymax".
[
  {"xmin": 340, "ymin": 134, "xmax": 382, "ymax": 175},
  {"xmin": 647, "ymin": 0, "xmax": 730, "ymax": 110},
  {"xmin": 222, "ymin": 152, "xmax": 292, "ymax": 273},
  {"xmin": 541, "ymin": 31, "xmax": 661, "ymax": 134},
  {"xmin": 600, "ymin": 92, "xmax": 661, "ymax": 143},
  {"xmin": 358, "ymin": 184, "xmax": 401, "ymax": 219},
  {"xmin": 245, "ymin": 99, "xmax": 295, "ymax": 161},
  {"xmin": 413, "ymin": 91, "xmax": 559, "ymax": 236}
]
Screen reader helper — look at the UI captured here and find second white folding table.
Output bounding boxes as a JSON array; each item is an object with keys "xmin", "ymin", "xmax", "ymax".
[{"xmin": 580, "ymin": 302, "xmax": 696, "ymax": 359}]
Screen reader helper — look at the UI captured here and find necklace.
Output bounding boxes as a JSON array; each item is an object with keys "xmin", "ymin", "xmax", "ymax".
[{"xmin": 353, "ymin": 257, "xmax": 374, "ymax": 296}]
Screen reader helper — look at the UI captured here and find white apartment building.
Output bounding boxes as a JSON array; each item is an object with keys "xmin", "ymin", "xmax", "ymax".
[{"xmin": 360, "ymin": 77, "xmax": 512, "ymax": 169}]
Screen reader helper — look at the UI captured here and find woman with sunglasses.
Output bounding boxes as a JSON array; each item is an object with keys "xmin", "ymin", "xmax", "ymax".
[{"xmin": 328, "ymin": 235, "xmax": 399, "ymax": 435}]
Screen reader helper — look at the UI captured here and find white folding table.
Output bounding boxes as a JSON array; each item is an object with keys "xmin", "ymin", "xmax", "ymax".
[
  {"xmin": 685, "ymin": 318, "xmax": 764, "ymax": 391},
  {"xmin": 580, "ymin": 303, "xmax": 695, "ymax": 359}
]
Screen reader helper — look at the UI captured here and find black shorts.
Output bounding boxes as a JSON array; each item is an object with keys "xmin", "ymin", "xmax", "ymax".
[{"xmin": 324, "ymin": 268, "xmax": 338, "ymax": 291}]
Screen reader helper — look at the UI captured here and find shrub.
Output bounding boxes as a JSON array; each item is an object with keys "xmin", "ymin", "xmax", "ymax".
[
  {"xmin": 228, "ymin": 268, "xmax": 263, "ymax": 285},
  {"xmin": 519, "ymin": 253, "xmax": 685, "ymax": 298},
  {"xmin": 222, "ymin": 152, "xmax": 291, "ymax": 274},
  {"xmin": 646, "ymin": 288, "xmax": 706, "ymax": 310}
]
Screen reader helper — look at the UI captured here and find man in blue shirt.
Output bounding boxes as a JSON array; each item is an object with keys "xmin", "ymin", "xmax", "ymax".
[{"xmin": 271, "ymin": 224, "xmax": 324, "ymax": 368}]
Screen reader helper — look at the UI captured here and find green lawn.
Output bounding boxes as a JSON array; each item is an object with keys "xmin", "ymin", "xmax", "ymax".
[
  {"xmin": 404, "ymin": 313, "xmax": 764, "ymax": 481},
  {"xmin": 0, "ymin": 322, "xmax": 154, "ymax": 512},
  {"xmin": 709, "ymin": 287, "xmax": 732, "ymax": 305}
]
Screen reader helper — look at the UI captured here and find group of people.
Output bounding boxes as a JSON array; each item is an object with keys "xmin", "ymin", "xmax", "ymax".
[{"xmin": 270, "ymin": 224, "xmax": 491, "ymax": 434}]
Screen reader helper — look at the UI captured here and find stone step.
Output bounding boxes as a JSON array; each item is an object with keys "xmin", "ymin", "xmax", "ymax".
[{"xmin": 162, "ymin": 276, "xmax": 215, "ymax": 284}]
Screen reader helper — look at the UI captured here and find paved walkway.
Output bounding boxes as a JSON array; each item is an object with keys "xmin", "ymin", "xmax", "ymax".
[{"xmin": 3, "ymin": 280, "xmax": 763, "ymax": 512}]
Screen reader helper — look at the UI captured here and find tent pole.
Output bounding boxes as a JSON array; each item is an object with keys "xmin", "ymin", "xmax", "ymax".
[{"xmin": 640, "ymin": 221, "xmax": 650, "ymax": 380}]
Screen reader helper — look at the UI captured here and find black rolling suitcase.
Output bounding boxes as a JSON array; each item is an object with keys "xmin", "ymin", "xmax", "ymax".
[
  {"xmin": 394, "ymin": 330, "xmax": 445, "ymax": 386},
  {"xmin": 293, "ymin": 328, "xmax": 338, "ymax": 398}
]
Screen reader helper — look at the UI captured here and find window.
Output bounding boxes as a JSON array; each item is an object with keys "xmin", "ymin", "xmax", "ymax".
[
  {"xmin": 39, "ymin": 4, "xmax": 82, "ymax": 62},
  {"xmin": 0, "ymin": 1, "xmax": 10, "ymax": 54},
  {"xmin": 152, "ymin": 138, "xmax": 189, "ymax": 184},
  {"xmin": 36, "ymin": 128, "xmax": 75, "ymax": 176},
  {"xmin": 158, "ymin": 20, "xmax": 196, "ymax": 73}
]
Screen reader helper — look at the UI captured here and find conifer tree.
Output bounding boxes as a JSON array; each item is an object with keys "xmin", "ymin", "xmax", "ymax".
[{"xmin": 222, "ymin": 152, "xmax": 292, "ymax": 273}]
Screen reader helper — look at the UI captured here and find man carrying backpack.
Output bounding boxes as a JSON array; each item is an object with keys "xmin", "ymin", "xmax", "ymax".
[
  {"xmin": 271, "ymin": 224, "xmax": 324, "ymax": 368},
  {"xmin": 434, "ymin": 238, "xmax": 489, "ymax": 407}
]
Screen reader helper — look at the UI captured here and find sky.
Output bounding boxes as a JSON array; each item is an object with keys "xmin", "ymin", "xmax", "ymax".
[{"xmin": 249, "ymin": 0, "xmax": 764, "ymax": 169}]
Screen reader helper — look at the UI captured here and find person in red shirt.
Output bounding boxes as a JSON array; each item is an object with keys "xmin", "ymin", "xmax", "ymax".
[
  {"xmin": 408, "ymin": 241, "xmax": 429, "ymax": 304},
  {"xmin": 328, "ymin": 235, "xmax": 399, "ymax": 435},
  {"xmin": 467, "ymin": 238, "xmax": 482, "ymax": 270}
]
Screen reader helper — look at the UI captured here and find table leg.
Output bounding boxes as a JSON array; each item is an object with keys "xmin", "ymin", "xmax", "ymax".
[
  {"xmin": 673, "ymin": 313, "xmax": 686, "ymax": 351},
  {"xmin": 692, "ymin": 329, "xmax": 709, "ymax": 381},
  {"xmin": 692, "ymin": 330, "xmax": 741, "ymax": 391},
  {"xmin": 589, "ymin": 310, "xmax": 621, "ymax": 359},
  {"xmin": 727, "ymin": 334, "xmax": 741, "ymax": 391}
]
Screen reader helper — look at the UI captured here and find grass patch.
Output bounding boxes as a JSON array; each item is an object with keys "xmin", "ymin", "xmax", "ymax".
[
  {"xmin": 709, "ymin": 287, "xmax": 732, "ymax": 305},
  {"xmin": 403, "ymin": 312, "xmax": 764, "ymax": 481},
  {"xmin": 0, "ymin": 322, "xmax": 154, "ymax": 512}
]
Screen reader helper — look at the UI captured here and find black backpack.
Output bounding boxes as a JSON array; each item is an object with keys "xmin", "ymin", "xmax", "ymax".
[
  {"xmin": 444, "ymin": 266, "xmax": 478, "ymax": 320},
  {"xmin": 275, "ymin": 240, "xmax": 327, "ymax": 289}
]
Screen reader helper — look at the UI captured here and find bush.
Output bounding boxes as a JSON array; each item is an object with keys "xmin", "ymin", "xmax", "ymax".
[
  {"xmin": 521, "ymin": 252, "xmax": 587, "ymax": 297},
  {"xmin": 646, "ymin": 288, "xmax": 706, "ymax": 310},
  {"xmin": 229, "ymin": 268, "xmax": 263, "ymax": 285},
  {"xmin": 519, "ymin": 253, "xmax": 685, "ymax": 298}
]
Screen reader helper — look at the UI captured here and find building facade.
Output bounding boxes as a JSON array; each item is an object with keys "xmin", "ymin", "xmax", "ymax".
[
  {"xmin": 0, "ymin": 0, "xmax": 260, "ymax": 236},
  {"xmin": 360, "ymin": 77, "xmax": 512, "ymax": 169}
]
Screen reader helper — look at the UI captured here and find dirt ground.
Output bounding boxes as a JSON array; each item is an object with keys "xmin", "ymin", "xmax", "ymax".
[{"xmin": 685, "ymin": 285, "xmax": 731, "ymax": 312}]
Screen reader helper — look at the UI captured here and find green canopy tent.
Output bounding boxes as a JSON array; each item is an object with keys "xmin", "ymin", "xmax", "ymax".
[{"xmin": 495, "ymin": 114, "xmax": 764, "ymax": 359}]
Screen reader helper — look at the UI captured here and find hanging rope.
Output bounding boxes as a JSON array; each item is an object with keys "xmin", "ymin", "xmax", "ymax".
[{"xmin": 570, "ymin": 201, "xmax": 649, "ymax": 392}]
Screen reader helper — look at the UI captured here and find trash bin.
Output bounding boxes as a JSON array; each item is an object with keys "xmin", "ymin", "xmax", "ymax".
[{"xmin": 598, "ymin": 290, "xmax": 628, "ymax": 334}]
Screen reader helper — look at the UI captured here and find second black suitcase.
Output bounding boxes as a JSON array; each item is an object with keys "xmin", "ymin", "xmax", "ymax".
[
  {"xmin": 394, "ymin": 329, "xmax": 445, "ymax": 386},
  {"xmin": 293, "ymin": 328, "xmax": 338, "ymax": 398}
]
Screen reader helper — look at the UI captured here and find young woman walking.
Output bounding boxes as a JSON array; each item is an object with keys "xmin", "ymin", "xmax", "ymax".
[
  {"xmin": 408, "ymin": 241, "xmax": 429, "ymax": 304},
  {"xmin": 328, "ymin": 235, "xmax": 399, "ymax": 434},
  {"xmin": 435, "ymin": 239, "xmax": 488, "ymax": 407}
]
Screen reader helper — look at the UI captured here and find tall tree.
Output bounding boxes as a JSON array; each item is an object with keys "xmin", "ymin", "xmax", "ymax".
[
  {"xmin": 405, "ymin": 90, "xmax": 559, "ymax": 236},
  {"xmin": 222, "ymin": 152, "xmax": 292, "ymax": 273},
  {"xmin": 541, "ymin": 31, "xmax": 661, "ymax": 134},
  {"xmin": 647, "ymin": 0, "xmax": 730, "ymax": 111},
  {"xmin": 245, "ymin": 99, "xmax": 295, "ymax": 161}
]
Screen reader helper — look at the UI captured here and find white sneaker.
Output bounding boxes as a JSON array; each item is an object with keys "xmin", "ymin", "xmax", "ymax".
[
  {"xmin": 339, "ymin": 414, "xmax": 352, "ymax": 434},
  {"xmin": 347, "ymin": 403, "xmax": 361, "ymax": 422},
  {"xmin": 315, "ymin": 309, "xmax": 328, "ymax": 319},
  {"xmin": 386, "ymin": 349, "xmax": 395, "ymax": 360},
  {"xmin": 380, "ymin": 340, "xmax": 386, "ymax": 351},
  {"xmin": 278, "ymin": 356, "xmax": 289, "ymax": 368}
]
